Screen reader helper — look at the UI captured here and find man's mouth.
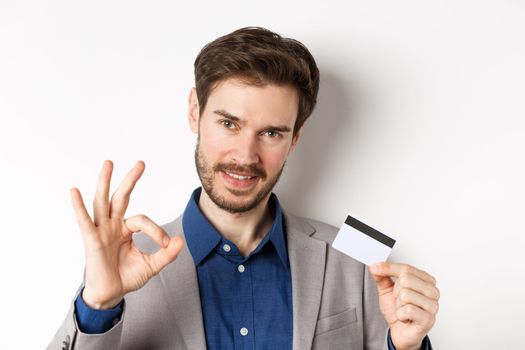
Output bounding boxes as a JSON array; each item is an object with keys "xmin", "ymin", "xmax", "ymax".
[
  {"xmin": 224, "ymin": 171, "xmax": 257, "ymax": 180},
  {"xmin": 220, "ymin": 170, "xmax": 259, "ymax": 190}
]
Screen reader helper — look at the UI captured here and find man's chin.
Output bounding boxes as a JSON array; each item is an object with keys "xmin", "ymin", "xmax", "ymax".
[
  {"xmin": 208, "ymin": 185, "xmax": 268, "ymax": 214},
  {"xmin": 219, "ymin": 189, "xmax": 259, "ymax": 206},
  {"xmin": 224, "ymin": 186, "xmax": 258, "ymax": 197},
  {"xmin": 214, "ymin": 198, "xmax": 261, "ymax": 214}
]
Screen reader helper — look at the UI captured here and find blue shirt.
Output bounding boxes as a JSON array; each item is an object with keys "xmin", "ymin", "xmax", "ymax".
[
  {"xmin": 74, "ymin": 187, "xmax": 430, "ymax": 349},
  {"xmin": 183, "ymin": 187, "xmax": 293, "ymax": 350}
]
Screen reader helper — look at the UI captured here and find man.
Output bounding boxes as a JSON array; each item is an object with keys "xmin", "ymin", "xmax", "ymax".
[{"xmin": 48, "ymin": 27, "xmax": 439, "ymax": 350}]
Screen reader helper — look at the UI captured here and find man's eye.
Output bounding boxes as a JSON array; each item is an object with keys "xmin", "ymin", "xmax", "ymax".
[
  {"xmin": 221, "ymin": 120, "xmax": 235, "ymax": 129},
  {"xmin": 264, "ymin": 130, "xmax": 281, "ymax": 138}
]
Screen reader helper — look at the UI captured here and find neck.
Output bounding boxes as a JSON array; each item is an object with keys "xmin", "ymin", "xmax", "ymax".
[{"xmin": 198, "ymin": 189, "xmax": 275, "ymax": 257}]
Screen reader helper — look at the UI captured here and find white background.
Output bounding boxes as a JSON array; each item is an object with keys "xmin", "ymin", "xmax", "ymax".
[{"xmin": 1, "ymin": 1, "xmax": 524, "ymax": 348}]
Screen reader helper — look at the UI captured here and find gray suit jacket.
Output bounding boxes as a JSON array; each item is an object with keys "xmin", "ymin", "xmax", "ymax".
[{"xmin": 48, "ymin": 211, "xmax": 389, "ymax": 350}]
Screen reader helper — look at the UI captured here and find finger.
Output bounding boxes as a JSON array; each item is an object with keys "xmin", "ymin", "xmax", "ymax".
[
  {"xmin": 396, "ymin": 304, "xmax": 435, "ymax": 329},
  {"xmin": 144, "ymin": 236, "xmax": 185, "ymax": 275},
  {"xmin": 396, "ymin": 288, "xmax": 439, "ymax": 315},
  {"xmin": 70, "ymin": 187, "xmax": 95, "ymax": 236},
  {"xmin": 370, "ymin": 262, "xmax": 436, "ymax": 285},
  {"xmin": 393, "ymin": 274, "xmax": 440, "ymax": 301},
  {"xmin": 124, "ymin": 214, "xmax": 171, "ymax": 248},
  {"xmin": 110, "ymin": 161, "xmax": 145, "ymax": 219},
  {"xmin": 93, "ymin": 160, "xmax": 113, "ymax": 226},
  {"xmin": 368, "ymin": 267, "xmax": 395, "ymax": 294}
]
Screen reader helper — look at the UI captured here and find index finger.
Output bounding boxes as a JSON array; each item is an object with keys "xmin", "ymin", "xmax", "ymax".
[
  {"xmin": 70, "ymin": 187, "xmax": 96, "ymax": 236},
  {"xmin": 370, "ymin": 262, "xmax": 436, "ymax": 285}
]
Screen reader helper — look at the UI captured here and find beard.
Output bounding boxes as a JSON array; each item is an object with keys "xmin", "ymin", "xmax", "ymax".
[{"xmin": 194, "ymin": 138, "xmax": 285, "ymax": 214}]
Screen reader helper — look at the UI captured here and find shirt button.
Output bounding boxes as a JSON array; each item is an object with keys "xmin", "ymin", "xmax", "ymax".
[
  {"xmin": 222, "ymin": 244, "xmax": 231, "ymax": 252},
  {"xmin": 238, "ymin": 264, "xmax": 245, "ymax": 273},
  {"xmin": 240, "ymin": 327, "xmax": 249, "ymax": 336}
]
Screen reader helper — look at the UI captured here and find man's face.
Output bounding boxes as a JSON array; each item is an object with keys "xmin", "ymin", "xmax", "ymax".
[{"xmin": 188, "ymin": 78, "xmax": 302, "ymax": 213}]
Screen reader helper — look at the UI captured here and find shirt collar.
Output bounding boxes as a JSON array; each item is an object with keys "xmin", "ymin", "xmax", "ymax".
[{"xmin": 182, "ymin": 187, "xmax": 289, "ymax": 269}]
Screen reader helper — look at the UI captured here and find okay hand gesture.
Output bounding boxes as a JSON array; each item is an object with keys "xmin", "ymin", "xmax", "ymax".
[{"xmin": 70, "ymin": 160, "xmax": 184, "ymax": 309}]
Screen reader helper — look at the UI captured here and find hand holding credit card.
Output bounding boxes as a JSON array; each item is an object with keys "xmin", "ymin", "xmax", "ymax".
[
  {"xmin": 332, "ymin": 215, "xmax": 396, "ymax": 266},
  {"xmin": 333, "ymin": 215, "xmax": 440, "ymax": 349}
]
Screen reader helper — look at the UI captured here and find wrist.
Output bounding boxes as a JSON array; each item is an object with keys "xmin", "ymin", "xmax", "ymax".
[
  {"xmin": 82, "ymin": 288, "xmax": 123, "ymax": 310},
  {"xmin": 390, "ymin": 336, "xmax": 422, "ymax": 350}
]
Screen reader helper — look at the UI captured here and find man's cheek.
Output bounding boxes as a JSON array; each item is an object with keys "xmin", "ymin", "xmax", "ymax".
[
  {"xmin": 201, "ymin": 135, "xmax": 225, "ymax": 157},
  {"xmin": 265, "ymin": 152, "xmax": 287, "ymax": 172}
]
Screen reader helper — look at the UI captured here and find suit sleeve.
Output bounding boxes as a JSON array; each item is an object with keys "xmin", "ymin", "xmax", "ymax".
[
  {"xmin": 74, "ymin": 288, "xmax": 123, "ymax": 334},
  {"xmin": 46, "ymin": 277, "xmax": 126, "ymax": 349}
]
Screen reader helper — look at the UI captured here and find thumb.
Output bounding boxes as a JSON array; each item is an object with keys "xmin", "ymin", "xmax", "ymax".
[
  {"xmin": 148, "ymin": 236, "xmax": 185, "ymax": 274},
  {"xmin": 369, "ymin": 263, "xmax": 395, "ymax": 293}
]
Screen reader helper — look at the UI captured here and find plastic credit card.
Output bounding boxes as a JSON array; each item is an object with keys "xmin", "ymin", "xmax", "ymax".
[{"xmin": 332, "ymin": 215, "xmax": 396, "ymax": 266}]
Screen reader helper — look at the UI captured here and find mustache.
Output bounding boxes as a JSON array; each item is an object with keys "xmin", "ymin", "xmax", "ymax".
[{"xmin": 213, "ymin": 162, "xmax": 267, "ymax": 179}]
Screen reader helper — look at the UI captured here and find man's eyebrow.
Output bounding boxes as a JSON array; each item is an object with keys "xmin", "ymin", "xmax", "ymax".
[
  {"xmin": 213, "ymin": 109, "xmax": 240, "ymax": 122},
  {"xmin": 213, "ymin": 109, "xmax": 292, "ymax": 133},
  {"xmin": 265, "ymin": 125, "xmax": 292, "ymax": 133}
]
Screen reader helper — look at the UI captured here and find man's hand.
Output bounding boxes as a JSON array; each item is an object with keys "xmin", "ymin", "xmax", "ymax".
[
  {"xmin": 70, "ymin": 160, "xmax": 184, "ymax": 310},
  {"xmin": 369, "ymin": 262, "xmax": 439, "ymax": 350}
]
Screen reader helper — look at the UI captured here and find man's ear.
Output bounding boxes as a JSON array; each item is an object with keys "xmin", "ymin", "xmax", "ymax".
[
  {"xmin": 188, "ymin": 87, "xmax": 200, "ymax": 134},
  {"xmin": 287, "ymin": 125, "xmax": 304, "ymax": 156}
]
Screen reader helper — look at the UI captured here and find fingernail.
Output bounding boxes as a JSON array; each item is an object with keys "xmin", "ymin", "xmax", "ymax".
[
  {"xmin": 370, "ymin": 263, "xmax": 381, "ymax": 274},
  {"xmin": 163, "ymin": 236, "xmax": 170, "ymax": 248}
]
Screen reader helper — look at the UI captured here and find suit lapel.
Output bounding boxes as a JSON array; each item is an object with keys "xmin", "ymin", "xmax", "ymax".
[
  {"xmin": 159, "ymin": 217, "xmax": 207, "ymax": 350},
  {"xmin": 284, "ymin": 212, "xmax": 327, "ymax": 350}
]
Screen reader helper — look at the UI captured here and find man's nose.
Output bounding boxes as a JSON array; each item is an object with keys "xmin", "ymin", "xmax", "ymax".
[{"xmin": 231, "ymin": 134, "xmax": 260, "ymax": 165}]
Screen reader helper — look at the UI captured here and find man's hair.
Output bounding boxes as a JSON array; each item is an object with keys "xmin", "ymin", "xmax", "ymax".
[{"xmin": 194, "ymin": 26, "xmax": 320, "ymax": 135}]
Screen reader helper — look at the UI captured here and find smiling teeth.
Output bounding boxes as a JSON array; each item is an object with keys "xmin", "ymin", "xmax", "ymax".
[{"xmin": 226, "ymin": 172, "xmax": 253, "ymax": 180}]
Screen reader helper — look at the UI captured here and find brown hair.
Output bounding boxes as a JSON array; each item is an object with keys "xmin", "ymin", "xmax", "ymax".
[{"xmin": 194, "ymin": 26, "xmax": 320, "ymax": 135}]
